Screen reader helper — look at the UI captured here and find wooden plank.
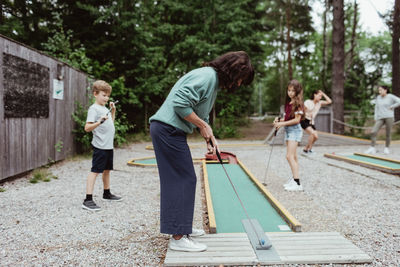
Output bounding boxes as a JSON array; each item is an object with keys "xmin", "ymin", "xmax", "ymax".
[
  {"xmin": 166, "ymin": 251, "xmax": 255, "ymax": 257},
  {"xmin": 279, "ymin": 254, "xmax": 372, "ymax": 264},
  {"xmin": 272, "ymin": 243, "xmax": 358, "ymax": 250},
  {"xmin": 0, "ymin": 38, "xmax": 5, "ymax": 179},
  {"xmin": 268, "ymin": 231, "xmax": 340, "ymax": 236},
  {"xmin": 202, "ymin": 160, "xmax": 217, "ymax": 233},
  {"xmin": 65, "ymin": 69, "xmax": 76, "ymax": 156},
  {"xmin": 276, "ymin": 248, "xmax": 367, "ymax": 256},
  {"xmin": 165, "ymin": 257, "xmax": 258, "ymax": 266}
]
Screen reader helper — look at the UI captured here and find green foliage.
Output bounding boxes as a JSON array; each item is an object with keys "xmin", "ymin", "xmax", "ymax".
[
  {"xmin": 213, "ymin": 103, "xmax": 239, "ymax": 139},
  {"xmin": 29, "ymin": 168, "xmax": 57, "ymax": 184},
  {"xmin": 55, "ymin": 140, "xmax": 63, "ymax": 153},
  {"xmin": 1, "ymin": 0, "xmax": 395, "ymax": 139},
  {"xmin": 0, "ymin": 187, "xmax": 6, "ymax": 192},
  {"xmin": 345, "ymin": 100, "xmax": 373, "ymax": 137},
  {"xmin": 71, "ymin": 102, "xmax": 92, "ymax": 153}
]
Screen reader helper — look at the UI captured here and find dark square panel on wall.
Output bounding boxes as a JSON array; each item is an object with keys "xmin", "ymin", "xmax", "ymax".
[{"xmin": 3, "ymin": 53, "xmax": 50, "ymax": 118}]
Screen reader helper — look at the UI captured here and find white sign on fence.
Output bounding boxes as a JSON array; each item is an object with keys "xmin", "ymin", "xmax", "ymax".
[{"xmin": 53, "ymin": 79, "xmax": 64, "ymax": 100}]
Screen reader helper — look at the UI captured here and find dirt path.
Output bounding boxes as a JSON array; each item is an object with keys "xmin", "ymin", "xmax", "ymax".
[{"xmin": 237, "ymin": 119, "xmax": 273, "ymax": 140}]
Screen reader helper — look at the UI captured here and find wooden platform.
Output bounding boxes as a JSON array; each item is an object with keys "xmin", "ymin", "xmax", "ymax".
[{"xmin": 164, "ymin": 232, "xmax": 372, "ymax": 266}]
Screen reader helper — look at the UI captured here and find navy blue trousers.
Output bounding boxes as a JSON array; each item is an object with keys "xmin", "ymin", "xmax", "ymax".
[{"xmin": 150, "ymin": 121, "xmax": 196, "ymax": 235}]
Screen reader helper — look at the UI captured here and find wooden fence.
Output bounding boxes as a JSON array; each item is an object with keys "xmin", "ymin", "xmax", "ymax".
[{"xmin": 0, "ymin": 34, "xmax": 89, "ymax": 181}]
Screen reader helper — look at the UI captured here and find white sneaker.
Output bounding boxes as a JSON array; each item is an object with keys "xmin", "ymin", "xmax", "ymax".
[
  {"xmin": 190, "ymin": 228, "xmax": 205, "ymax": 237},
  {"xmin": 284, "ymin": 179, "xmax": 296, "ymax": 188},
  {"xmin": 364, "ymin": 146, "xmax": 376, "ymax": 154},
  {"xmin": 384, "ymin": 147, "xmax": 390, "ymax": 154},
  {"xmin": 285, "ymin": 182, "xmax": 303, "ymax": 191},
  {"xmin": 169, "ymin": 236, "xmax": 207, "ymax": 252}
]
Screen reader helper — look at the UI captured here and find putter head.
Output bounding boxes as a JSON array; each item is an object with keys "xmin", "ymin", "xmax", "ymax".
[{"xmin": 256, "ymin": 239, "xmax": 272, "ymax": 250}]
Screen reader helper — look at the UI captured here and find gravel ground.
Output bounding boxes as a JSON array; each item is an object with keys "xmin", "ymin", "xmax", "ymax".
[{"xmin": 0, "ymin": 140, "xmax": 399, "ymax": 266}]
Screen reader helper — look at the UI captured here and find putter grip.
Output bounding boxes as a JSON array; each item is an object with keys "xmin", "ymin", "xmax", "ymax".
[
  {"xmin": 209, "ymin": 139, "xmax": 223, "ymax": 164},
  {"xmin": 274, "ymin": 117, "xmax": 281, "ymax": 136}
]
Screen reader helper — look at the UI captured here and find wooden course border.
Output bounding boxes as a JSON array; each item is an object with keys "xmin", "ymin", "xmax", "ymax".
[
  {"xmin": 202, "ymin": 160, "xmax": 217, "ymax": 233},
  {"xmin": 324, "ymin": 153, "xmax": 400, "ymax": 174},
  {"xmin": 145, "ymin": 143, "xmax": 267, "ymax": 150},
  {"xmin": 127, "ymin": 156, "xmax": 220, "ymax": 167}
]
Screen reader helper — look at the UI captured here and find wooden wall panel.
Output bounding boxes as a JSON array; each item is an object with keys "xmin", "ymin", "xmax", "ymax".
[
  {"xmin": 0, "ymin": 38, "xmax": 5, "ymax": 178},
  {"xmin": 0, "ymin": 35, "xmax": 89, "ymax": 180}
]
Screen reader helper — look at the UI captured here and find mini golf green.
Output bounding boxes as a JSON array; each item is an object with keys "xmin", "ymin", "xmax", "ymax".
[
  {"xmin": 348, "ymin": 154, "xmax": 400, "ymax": 169},
  {"xmin": 133, "ymin": 158, "xmax": 157, "ymax": 165},
  {"xmin": 324, "ymin": 152, "xmax": 400, "ymax": 174},
  {"xmin": 206, "ymin": 163, "xmax": 292, "ymax": 233}
]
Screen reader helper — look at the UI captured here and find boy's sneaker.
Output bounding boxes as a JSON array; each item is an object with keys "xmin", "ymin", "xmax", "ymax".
[
  {"xmin": 190, "ymin": 228, "xmax": 205, "ymax": 237},
  {"xmin": 364, "ymin": 146, "xmax": 376, "ymax": 154},
  {"xmin": 82, "ymin": 200, "xmax": 101, "ymax": 211},
  {"xmin": 169, "ymin": 235, "xmax": 207, "ymax": 252},
  {"xmin": 384, "ymin": 147, "xmax": 390, "ymax": 154},
  {"xmin": 103, "ymin": 193, "xmax": 122, "ymax": 201},
  {"xmin": 285, "ymin": 182, "xmax": 303, "ymax": 191}
]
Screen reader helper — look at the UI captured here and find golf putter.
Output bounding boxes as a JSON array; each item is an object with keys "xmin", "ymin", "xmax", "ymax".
[
  {"xmin": 262, "ymin": 117, "xmax": 280, "ymax": 186},
  {"xmin": 101, "ymin": 100, "xmax": 119, "ymax": 123}
]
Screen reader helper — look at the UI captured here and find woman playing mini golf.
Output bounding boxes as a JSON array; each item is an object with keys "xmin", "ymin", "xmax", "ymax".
[
  {"xmin": 149, "ymin": 51, "xmax": 254, "ymax": 252},
  {"xmin": 365, "ymin": 85, "xmax": 400, "ymax": 154}
]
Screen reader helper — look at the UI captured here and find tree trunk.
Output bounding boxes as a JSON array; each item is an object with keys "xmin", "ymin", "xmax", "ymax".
[
  {"xmin": 345, "ymin": 0, "xmax": 358, "ymax": 77},
  {"xmin": 332, "ymin": 0, "xmax": 345, "ymax": 134},
  {"xmin": 285, "ymin": 1, "xmax": 292, "ymax": 80},
  {"xmin": 393, "ymin": 0, "xmax": 400, "ymax": 120},
  {"xmin": 322, "ymin": 0, "xmax": 329, "ymax": 92},
  {"xmin": 0, "ymin": 2, "xmax": 3, "ymax": 25},
  {"xmin": 279, "ymin": 13, "xmax": 285, "ymax": 106}
]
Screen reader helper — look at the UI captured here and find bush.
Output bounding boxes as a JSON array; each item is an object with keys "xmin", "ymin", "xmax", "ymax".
[{"xmin": 213, "ymin": 103, "xmax": 240, "ymax": 139}]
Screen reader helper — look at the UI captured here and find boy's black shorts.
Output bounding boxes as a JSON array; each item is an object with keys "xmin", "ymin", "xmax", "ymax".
[
  {"xmin": 91, "ymin": 146, "xmax": 114, "ymax": 173},
  {"xmin": 300, "ymin": 118, "xmax": 316, "ymax": 130}
]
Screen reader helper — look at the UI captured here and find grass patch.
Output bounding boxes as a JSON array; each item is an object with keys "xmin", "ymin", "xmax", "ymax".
[
  {"xmin": 29, "ymin": 168, "xmax": 58, "ymax": 184},
  {"xmin": 0, "ymin": 187, "xmax": 6, "ymax": 192}
]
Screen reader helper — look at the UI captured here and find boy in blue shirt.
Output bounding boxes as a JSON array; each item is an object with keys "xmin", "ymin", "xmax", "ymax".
[{"xmin": 82, "ymin": 80, "xmax": 122, "ymax": 211}]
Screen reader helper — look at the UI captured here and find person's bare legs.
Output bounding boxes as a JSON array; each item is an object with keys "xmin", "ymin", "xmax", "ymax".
[
  {"xmin": 86, "ymin": 172, "xmax": 99, "ymax": 194},
  {"xmin": 102, "ymin": 170, "xmax": 110, "ymax": 190},
  {"xmin": 304, "ymin": 127, "xmax": 318, "ymax": 151},
  {"xmin": 286, "ymin": 140, "xmax": 299, "ymax": 178}
]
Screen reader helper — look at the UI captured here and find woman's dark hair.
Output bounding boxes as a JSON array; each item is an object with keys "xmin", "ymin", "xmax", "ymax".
[
  {"xmin": 379, "ymin": 85, "xmax": 390, "ymax": 93},
  {"xmin": 285, "ymin": 79, "xmax": 304, "ymax": 119},
  {"xmin": 310, "ymin": 89, "xmax": 319, "ymax": 100},
  {"xmin": 203, "ymin": 51, "xmax": 254, "ymax": 90}
]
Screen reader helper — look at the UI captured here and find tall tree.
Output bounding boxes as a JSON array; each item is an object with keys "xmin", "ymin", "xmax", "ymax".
[
  {"xmin": 332, "ymin": 0, "xmax": 345, "ymax": 134},
  {"xmin": 393, "ymin": 0, "xmax": 400, "ymax": 119},
  {"xmin": 285, "ymin": 0, "xmax": 293, "ymax": 80},
  {"xmin": 322, "ymin": 0, "xmax": 331, "ymax": 92}
]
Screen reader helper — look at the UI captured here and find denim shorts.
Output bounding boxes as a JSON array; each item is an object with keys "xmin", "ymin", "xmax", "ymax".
[{"xmin": 285, "ymin": 124, "xmax": 303, "ymax": 142}]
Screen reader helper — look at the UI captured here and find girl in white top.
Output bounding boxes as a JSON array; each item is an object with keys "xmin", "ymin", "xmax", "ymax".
[
  {"xmin": 300, "ymin": 90, "xmax": 332, "ymax": 155},
  {"xmin": 365, "ymin": 86, "xmax": 400, "ymax": 154}
]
